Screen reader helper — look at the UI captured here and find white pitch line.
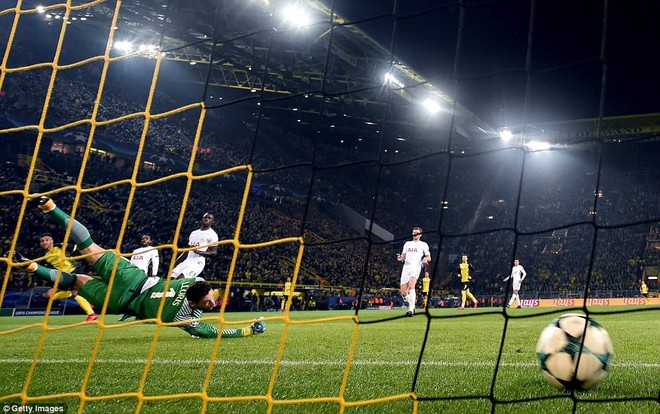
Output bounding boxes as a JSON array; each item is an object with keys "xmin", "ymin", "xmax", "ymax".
[{"xmin": 0, "ymin": 359, "xmax": 658, "ymax": 369}]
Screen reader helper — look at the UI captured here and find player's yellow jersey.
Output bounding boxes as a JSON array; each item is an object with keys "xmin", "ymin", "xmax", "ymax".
[
  {"xmin": 44, "ymin": 246, "xmax": 76, "ymax": 273},
  {"xmin": 459, "ymin": 262, "xmax": 471, "ymax": 283},
  {"xmin": 283, "ymin": 281, "xmax": 292, "ymax": 296},
  {"xmin": 422, "ymin": 276, "xmax": 430, "ymax": 293}
]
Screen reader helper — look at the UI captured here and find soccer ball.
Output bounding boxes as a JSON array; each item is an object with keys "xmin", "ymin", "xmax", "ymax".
[
  {"xmin": 251, "ymin": 317, "xmax": 266, "ymax": 334},
  {"xmin": 536, "ymin": 313, "xmax": 613, "ymax": 391}
]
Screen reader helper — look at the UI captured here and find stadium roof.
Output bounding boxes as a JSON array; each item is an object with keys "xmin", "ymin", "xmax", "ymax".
[{"xmin": 57, "ymin": 0, "xmax": 495, "ymax": 149}]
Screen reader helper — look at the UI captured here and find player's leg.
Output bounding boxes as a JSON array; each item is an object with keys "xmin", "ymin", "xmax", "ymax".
[
  {"xmin": 36, "ymin": 197, "xmax": 105, "ymax": 265},
  {"xmin": 73, "ymin": 294, "xmax": 98, "ymax": 321},
  {"xmin": 18, "ymin": 258, "xmax": 79, "ymax": 290},
  {"xmin": 50, "ymin": 289, "xmax": 72, "ymax": 301},
  {"xmin": 400, "ymin": 269, "xmax": 411, "ymax": 309},
  {"xmin": 507, "ymin": 289, "xmax": 516, "ymax": 308},
  {"xmin": 466, "ymin": 288, "xmax": 478, "ymax": 308},
  {"xmin": 459, "ymin": 284, "xmax": 467, "ymax": 309},
  {"xmin": 170, "ymin": 260, "xmax": 202, "ymax": 280},
  {"xmin": 406, "ymin": 277, "xmax": 417, "ymax": 316}
]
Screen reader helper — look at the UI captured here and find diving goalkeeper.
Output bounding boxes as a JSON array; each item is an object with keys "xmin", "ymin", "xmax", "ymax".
[{"xmin": 9, "ymin": 197, "xmax": 265, "ymax": 339}]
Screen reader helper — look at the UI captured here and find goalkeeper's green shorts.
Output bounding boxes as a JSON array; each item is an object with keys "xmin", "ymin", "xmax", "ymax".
[{"xmin": 78, "ymin": 252, "xmax": 147, "ymax": 314}]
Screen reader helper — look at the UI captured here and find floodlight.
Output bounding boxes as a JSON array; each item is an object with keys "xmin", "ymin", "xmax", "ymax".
[
  {"xmin": 422, "ymin": 98, "xmax": 440, "ymax": 114},
  {"xmin": 499, "ymin": 129, "xmax": 513, "ymax": 141},
  {"xmin": 525, "ymin": 140, "xmax": 551, "ymax": 151},
  {"xmin": 383, "ymin": 73, "xmax": 403, "ymax": 88},
  {"xmin": 282, "ymin": 5, "xmax": 310, "ymax": 28},
  {"xmin": 113, "ymin": 41, "xmax": 133, "ymax": 53}
]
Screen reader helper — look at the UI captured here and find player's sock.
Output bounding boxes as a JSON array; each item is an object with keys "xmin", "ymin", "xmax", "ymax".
[
  {"xmin": 408, "ymin": 289, "xmax": 416, "ymax": 312},
  {"xmin": 31, "ymin": 264, "xmax": 78, "ymax": 289},
  {"xmin": 221, "ymin": 327, "xmax": 250, "ymax": 338},
  {"xmin": 461, "ymin": 291, "xmax": 466, "ymax": 307},
  {"xmin": 39, "ymin": 199, "xmax": 94, "ymax": 250},
  {"xmin": 51, "ymin": 290, "xmax": 72, "ymax": 301},
  {"xmin": 75, "ymin": 295, "xmax": 95, "ymax": 315}
]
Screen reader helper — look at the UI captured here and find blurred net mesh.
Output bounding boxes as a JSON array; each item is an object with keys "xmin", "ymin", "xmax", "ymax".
[{"xmin": 1, "ymin": 0, "xmax": 659, "ymax": 413}]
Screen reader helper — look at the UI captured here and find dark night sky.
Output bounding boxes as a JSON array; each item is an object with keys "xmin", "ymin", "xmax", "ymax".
[{"xmin": 332, "ymin": 0, "xmax": 660, "ymax": 126}]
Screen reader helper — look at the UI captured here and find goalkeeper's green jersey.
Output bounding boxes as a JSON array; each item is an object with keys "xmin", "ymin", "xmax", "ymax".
[
  {"xmin": 127, "ymin": 277, "xmax": 221, "ymax": 338},
  {"xmin": 79, "ymin": 253, "xmax": 221, "ymax": 338}
]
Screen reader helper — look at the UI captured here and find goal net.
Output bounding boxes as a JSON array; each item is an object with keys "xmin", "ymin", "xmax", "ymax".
[{"xmin": 1, "ymin": 0, "xmax": 659, "ymax": 413}]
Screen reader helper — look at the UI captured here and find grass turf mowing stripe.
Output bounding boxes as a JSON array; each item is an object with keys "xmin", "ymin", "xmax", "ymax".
[{"xmin": 1, "ymin": 358, "xmax": 658, "ymax": 368}]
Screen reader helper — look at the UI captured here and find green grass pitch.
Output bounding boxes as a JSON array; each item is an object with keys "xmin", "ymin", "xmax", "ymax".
[{"xmin": 0, "ymin": 307, "xmax": 658, "ymax": 413}]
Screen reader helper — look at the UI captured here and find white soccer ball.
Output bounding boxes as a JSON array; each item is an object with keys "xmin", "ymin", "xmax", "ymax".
[{"xmin": 536, "ymin": 313, "xmax": 613, "ymax": 391}]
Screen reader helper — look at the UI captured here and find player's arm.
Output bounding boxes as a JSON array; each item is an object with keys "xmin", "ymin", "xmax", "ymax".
[
  {"xmin": 180, "ymin": 320, "xmax": 220, "ymax": 338},
  {"xmin": 195, "ymin": 244, "xmax": 217, "ymax": 257},
  {"xmin": 422, "ymin": 250, "xmax": 431, "ymax": 266},
  {"xmin": 150, "ymin": 249, "xmax": 160, "ymax": 276},
  {"xmin": 503, "ymin": 266, "xmax": 512, "ymax": 282},
  {"xmin": 173, "ymin": 251, "xmax": 188, "ymax": 267},
  {"xmin": 195, "ymin": 234, "xmax": 219, "ymax": 257},
  {"xmin": 520, "ymin": 266, "xmax": 527, "ymax": 281}
]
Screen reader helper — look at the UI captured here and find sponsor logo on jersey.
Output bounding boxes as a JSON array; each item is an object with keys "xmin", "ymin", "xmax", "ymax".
[{"xmin": 150, "ymin": 288, "xmax": 175, "ymax": 299}]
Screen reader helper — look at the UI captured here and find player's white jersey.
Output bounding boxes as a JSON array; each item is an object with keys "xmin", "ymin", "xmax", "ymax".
[
  {"xmin": 186, "ymin": 228, "xmax": 219, "ymax": 262},
  {"xmin": 510, "ymin": 264, "xmax": 527, "ymax": 283},
  {"xmin": 130, "ymin": 246, "xmax": 160, "ymax": 276},
  {"xmin": 401, "ymin": 240, "xmax": 430, "ymax": 270}
]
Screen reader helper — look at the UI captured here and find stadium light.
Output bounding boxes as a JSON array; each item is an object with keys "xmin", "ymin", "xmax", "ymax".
[
  {"xmin": 113, "ymin": 41, "xmax": 133, "ymax": 53},
  {"xmin": 525, "ymin": 140, "xmax": 551, "ymax": 151},
  {"xmin": 282, "ymin": 5, "xmax": 311, "ymax": 28},
  {"xmin": 383, "ymin": 73, "xmax": 404, "ymax": 88},
  {"xmin": 422, "ymin": 98, "xmax": 441, "ymax": 114},
  {"xmin": 500, "ymin": 129, "xmax": 513, "ymax": 142}
]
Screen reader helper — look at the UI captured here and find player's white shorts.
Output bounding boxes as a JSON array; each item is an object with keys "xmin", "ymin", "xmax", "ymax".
[
  {"xmin": 171, "ymin": 259, "xmax": 205, "ymax": 279},
  {"xmin": 512, "ymin": 281, "xmax": 522, "ymax": 291},
  {"xmin": 400, "ymin": 266, "xmax": 421, "ymax": 286}
]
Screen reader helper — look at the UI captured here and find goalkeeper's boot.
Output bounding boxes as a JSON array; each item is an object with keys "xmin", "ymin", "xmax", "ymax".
[
  {"xmin": 3, "ymin": 250, "xmax": 33, "ymax": 270},
  {"xmin": 35, "ymin": 196, "xmax": 56, "ymax": 213},
  {"xmin": 473, "ymin": 300, "xmax": 479, "ymax": 309},
  {"xmin": 457, "ymin": 305, "xmax": 464, "ymax": 310},
  {"xmin": 251, "ymin": 316, "xmax": 266, "ymax": 334}
]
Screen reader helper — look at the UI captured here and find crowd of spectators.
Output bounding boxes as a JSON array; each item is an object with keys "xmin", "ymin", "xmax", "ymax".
[{"xmin": 1, "ymin": 43, "xmax": 658, "ymax": 304}]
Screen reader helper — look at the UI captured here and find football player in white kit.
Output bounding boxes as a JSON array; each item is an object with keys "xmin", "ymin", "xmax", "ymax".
[
  {"xmin": 503, "ymin": 258, "xmax": 527, "ymax": 308},
  {"xmin": 396, "ymin": 227, "xmax": 431, "ymax": 316},
  {"xmin": 120, "ymin": 233, "xmax": 161, "ymax": 321},
  {"xmin": 130, "ymin": 234, "xmax": 160, "ymax": 278},
  {"xmin": 171, "ymin": 213, "xmax": 219, "ymax": 279}
]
